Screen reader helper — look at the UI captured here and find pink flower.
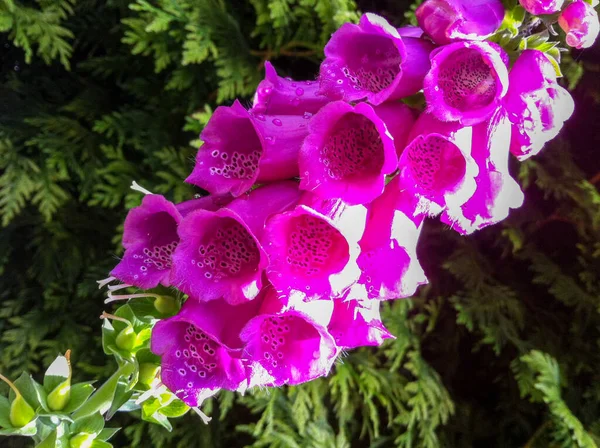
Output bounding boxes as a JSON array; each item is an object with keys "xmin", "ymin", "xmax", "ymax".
[
  {"xmin": 186, "ymin": 100, "xmax": 307, "ymax": 197},
  {"xmin": 357, "ymin": 176, "xmax": 428, "ymax": 300},
  {"xmin": 416, "ymin": 0, "xmax": 505, "ymax": 45},
  {"xmin": 110, "ymin": 195, "xmax": 227, "ymax": 289},
  {"xmin": 424, "ymin": 41, "xmax": 509, "ymax": 125},
  {"xmin": 151, "ymin": 298, "xmax": 262, "ymax": 406},
  {"xmin": 299, "ymin": 101, "xmax": 409, "ymax": 205},
  {"xmin": 318, "ymin": 13, "xmax": 434, "ymax": 105},
  {"xmin": 440, "ymin": 110, "xmax": 524, "ymax": 234},
  {"xmin": 252, "ymin": 61, "xmax": 330, "ymax": 115},
  {"xmin": 263, "ymin": 192, "xmax": 368, "ymax": 299},
  {"xmin": 240, "ymin": 286, "xmax": 337, "ymax": 387},
  {"xmin": 170, "ymin": 182, "xmax": 301, "ymax": 304},
  {"xmin": 328, "ymin": 288, "xmax": 394, "ymax": 349},
  {"xmin": 519, "ymin": 0, "xmax": 564, "ymax": 15},
  {"xmin": 503, "ymin": 50, "xmax": 574, "ymax": 160},
  {"xmin": 398, "ymin": 112, "xmax": 479, "ymax": 214},
  {"xmin": 558, "ymin": 0, "xmax": 599, "ymax": 49}
]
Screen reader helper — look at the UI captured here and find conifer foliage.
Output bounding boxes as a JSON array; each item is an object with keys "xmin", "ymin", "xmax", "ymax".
[{"xmin": 1, "ymin": 0, "xmax": 600, "ymax": 447}]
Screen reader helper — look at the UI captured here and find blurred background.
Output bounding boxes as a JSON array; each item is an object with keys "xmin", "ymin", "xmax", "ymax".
[{"xmin": 1, "ymin": 0, "xmax": 600, "ymax": 447}]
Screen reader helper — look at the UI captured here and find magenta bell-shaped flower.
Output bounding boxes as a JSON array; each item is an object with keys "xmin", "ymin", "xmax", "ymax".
[
  {"xmin": 440, "ymin": 109, "xmax": 524, "ymax": 234},
  {"xmin": 170, "ymin": 182, "xmax": 301, "ymax": 304},
  {"xmin": 503, "ymin": 50, "xmax": 574, "ymax": 160},
  {"xmin": 519, "ymin": 0, "xmax": 565, "ymax": 15},
  {"xmin": 186, "ymin": 100, "xmax": 308, "ymax": 197},
  {"xmin": 151, "ymin": 298, "xmax": 262, "ymax": 406},
  {"xmin": 398, "ymin": 112, "xmax": 479, "ymax": 215},
  {"xmin": 263, "ymin": 192, "xmax": 368, "ymax": 299},
  {"xmin": 318, "ymin": 13, "xmax": 434, "ymax": 105},
  {"xmin": 558, "ymin": 0, "xmax": 600, "ymax": 49},
  {"xmin": 240, "ymin": 286, "xmax": 337, "ymax": 387},
  {"xmin": 252, "ymin": 61, "xmax": 330, "ymax": 115},
  {"xmin": 328, "ymin": 287, "xmax": 394, "ymax": 349},
  {"xmin": 299, "ymin": 100, "xmax": 413, "ymax": 205},
  {"xmin": 110, "ymin": 194, "xmax": 229, "ymax": 289},
  {"xmin": 424, "ymin": 41, "xmax": 509, "ymax": 125},
  {"xmin": 357, "ymin": 176, "xmax": 428, "ymax": 300},
  {"xmin": 416, "ymin": 0, "xmax": 505, "ymax": 45}
]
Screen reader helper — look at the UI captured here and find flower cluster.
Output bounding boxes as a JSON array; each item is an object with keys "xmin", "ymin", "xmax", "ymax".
[{"xmin": 100, "ymin": 0, "xmax": 597, "ymax": 413}]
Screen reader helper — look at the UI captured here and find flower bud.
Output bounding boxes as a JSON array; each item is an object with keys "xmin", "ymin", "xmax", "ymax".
[
  {"xmin": 519, "ymin": 0, "xmax": 564, "ymax": 15},
  {"xmin": 9, "ymin": 394, "xmax": 36, "ymax": 428},
  {"xmin": 69, "ymin": 432, "xmax": 96, "ymax": 448},
  {"xmin": 47, "ymin": 379, "xmax": 71, "ymax": 411},
  {"xmin": 558, "ymin": 0, "xmax": 599, "ymax": 49},
  {"xmin": 138, "ymin": 363, "xmax": 160, "ymax": 386},
  {"xmin": 154, "ymin": 296, "xmax": 179, "ymax": 315},
  {"xmin": 115, "ymin": 325, "xmax": 137, "ymax": 351}
]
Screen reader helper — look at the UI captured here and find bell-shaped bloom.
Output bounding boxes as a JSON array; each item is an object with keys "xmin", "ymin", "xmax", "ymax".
[
  {"xmin": 239, "ymin": 286, "xmax": 337, "ymax": 387},
  {"xmin": 424, "ymin": 41, "xmax": 509, "ymax": 125},
  {"xmin": 252, "ymin": 61, "xmax": 329, "ymax": 116},
  {"xmin": 318, "ymin": 13, "xmax": 434, "ymax": 105},
  {"xmin": 171, "ymin": 182, "xmax": 301, "ymax": 304},
  {"xmin": 519, "ymin": 0, "xmax": 564, "ymax": 15},
  {"xmin": 151, "ymin": 298, "xmax": 262, "ymax": 406},
  {"xmin": 263, "ymin": 192, "xmax": 368, "ymax": 299},
  {"xmin": 398, "ymin": 112, "xmax": 479, "ymax": 214},
  {"xmin": 186, "ymin": 100, "xmax": 307, "ymax": 197},
  {"xmin": 357, "ymin": 176, "xmax": 428, "ymax": 300},
  {"xmin": 558, "ymin": 1, "xmax": 599, "ymax": 49},
  {"xmin": 110, "ymin": 194, "xmax": 227, "ymax": 289},
  {"xmin": 328, "ymin": 290, "xmax": 393, "ymax": 349},
  {"xmin": 503, "ymin": 50, "xmax": 574, "ymax": 160},
  {"xmin": 298, "ymin": 101, "xmax": 406, "ymax": 205},
  {"xmin": 441, "ymin": 110, "xmax": 524, "ymax": 234},
  {"xmin": 416, "ymin": 0, "xmax": 505, "ymax": 45}
]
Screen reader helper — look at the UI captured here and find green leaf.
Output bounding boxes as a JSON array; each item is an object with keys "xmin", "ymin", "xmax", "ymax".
[
  {"xmin": 0, "ymin": 419, "xmax": 37, "ymax": 436},
  {"xmin": 70, "ymin": 412, "xmax": 105, "ymax": 436},
  {"xmin": 97, "ymin": 427, "xmax": 120, "ymax": 442},
  {"xmin": 158, "ymin": 399, "xmax": 190, "ymax": 418},
  {"xmin": 105, "ymin": 380, "xmax": 134, "ymax": 420},
  {"xmin": 71, "ymin": 363, "xmax": 135, "ymax": 420},
  {"xmin": 12, "ymin": 372, "xmax": 42, "ymax": 410},
  {"xmin": 91, "ymin": 440, "xmax": 113, "ymax": 448},
  {"xmin": 0, "ymin": 395, "xmax": 12, "ymax": 429},
  {"xmin": 61, "ymin": 383, "xmax": 95, "ymax": 414},
  {"xmin": 36, "ymin": 429, "xmax": 58, "ymax": 448},
  {"xmin": 44, "ymin": 353, "xmax": 71, "ymax": 393}
]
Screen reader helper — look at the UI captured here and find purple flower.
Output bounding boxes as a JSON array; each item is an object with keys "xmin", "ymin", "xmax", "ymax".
[
  {"xmin": 416, "ymin": 0, "xmax": 505, "ymax": 45},
  {"xmin": 398, "ymin": 112, "xmax": 479, "ymax": 214},
  {"xmin": 318, "ymin": 13, "xmax": 434, "ymax": 105},
  {"xmin": 252, "ymin": 61, "xmax": 329, "ymax": 115},
  {"xmin": 170, "ymin": 182, "xmax": 301, "ymax": 304},
  {"xmin": 519, "ymin": 0, "xmax": 564, "ymax": 15},
  {"xmin": 397, "ymin": 25, "xmax": 425, "ymax": 38},
  {"xmin": 441, "ymin": 110, "xmax": 524, "ymax": 234},
  {"xmin": 186, "ymin": 100, "xmax": 307, "ymax": 197},
  {"xmin": 151, "ymin": 298, "xmax": 262, "ymax": 406},
  {"xmin": 263, "ymin": 192, "xmax": 368, "ymax": 299},
  {"xmin": 558, "ymin": 0, "xmax": 599, "ymax": 49},
  {"xmin": 424, "ymin": 41, "xmax": 509, "ymax": 125},
  {"xmin": 239, "ymin": 286, "xmax": 337, "ymax": 387},
  {"xmin": 298, "ymin": 101, "xmax": 403, "ymax": 205},
  {"xmin": 328, "ymin": 289, "xmax": 394, "ymax": 349},
  {"xmin": 357, "ymin": 176, "xmax": 428, "ymax": 300},
  {"xmin": 503, "ymin": 50, "xmax": 574, "ymax": 160},
  {"xmin": 111, "ymin": 195, "xmax": 226, "ymax": 289}
]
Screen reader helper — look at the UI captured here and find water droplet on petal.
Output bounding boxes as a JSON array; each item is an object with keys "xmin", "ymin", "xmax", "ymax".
[
  {"xmin": 303, "ymin": 112, "xmax": 313, "ymax": 119},
  {"xmin": 272, "ymin": 118, "xmax": 282, "ymax": 126},
  {"xmin": 255, "ymin": 114, "xmax": 266, "ymax": 121},
  {"xmin": 295, "ymin": 87, "xmax": 304, "ymax": 96}
]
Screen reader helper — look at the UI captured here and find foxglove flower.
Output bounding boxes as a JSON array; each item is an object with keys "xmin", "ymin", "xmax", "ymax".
[
  {"xmin": 263, "ymin": 192, "xmax": 368, "ymax": 299},
  {"xmin": 519, "ymin": 0, "xmax": 564, "ymax": 15},
  {"xmin": 503, "ymin": 50, "xmax": 574, "ymax": 160},
  {"xmin": 111, "ymin": 194, "xmax": 227, "ymax": 289},
  {"xmin": 397, "ymin": 25, "xmax": 425, "ymax": 38},
  {"xmin": 416, "ymin": 0, "xmax": 505, "ymax": 45},
  {"xmin": 151, "ymin": 298, "xmax": 262, "ymax": 406},
  {"xmin": 240, "ymin": 286, "xmax": 337, "ymax": 387},
  {"xmin": 319, "ymin": 13, "xmax": 434, "ymax": 105},
  {"xmin": 171, "ymin": 182, "xmax": 301, "ymax": 304},
  {"xmin": 186, "ymin": 100, "xmax": 307, "ymax": 197},
  {"xmin": 558, "ymin": 0, "xmax": 600, "ymax": 49},
  {"xmin": 299, "ymin": 101, "xmax": 406, "ymax": 205},
  {"xmin": 328, "ymin": 290, "xmax": 393, "ymax": 349},
  {"xmin": 252, "ymin": 61, "xmax": 329, "ymax": 115},
  {"xmin": 357, "ymin": 176, "xmax": 428, "ymax": 300},
  {"xmin": 398, "ymin": 112, "xmax": 479, "ymax": 214},
  {"xmin": 441, "ymin": 110, "xmax": 524, "ymax": 234},
  {"xmin": 424, "ymin": 41, "xmax": 509, "ymax": 125}
]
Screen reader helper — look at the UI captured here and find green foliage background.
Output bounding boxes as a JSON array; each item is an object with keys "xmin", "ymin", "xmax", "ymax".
[{"xmin": 1, "ymin": 0, "xmax": 600, "ymax": 446}]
